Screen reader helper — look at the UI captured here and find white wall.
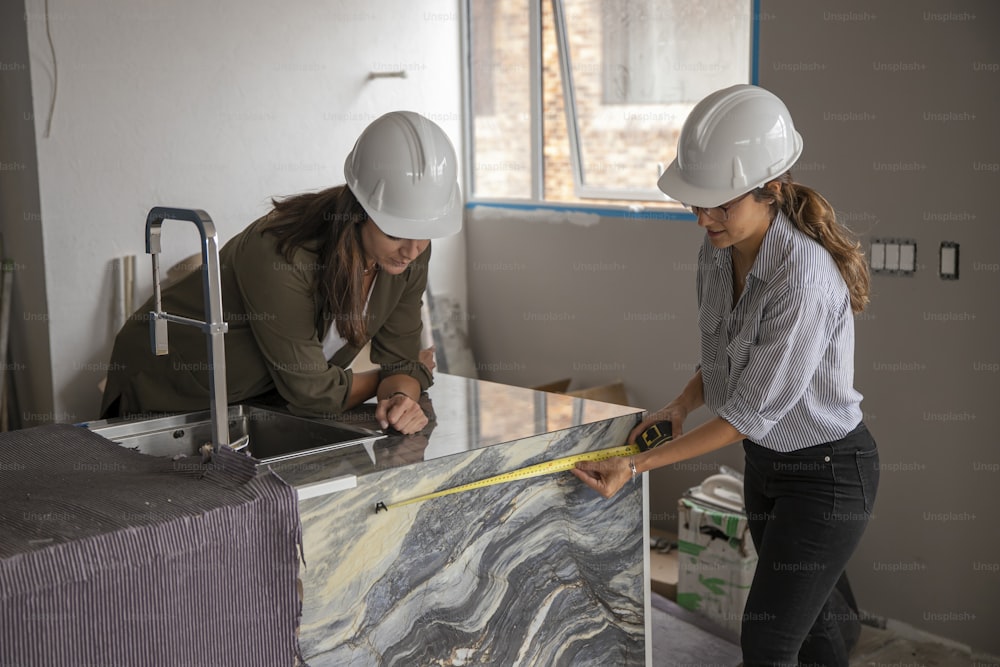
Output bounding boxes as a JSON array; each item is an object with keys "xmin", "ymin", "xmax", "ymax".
[
  {"xmin": 0, "ymin": 0, "xmax": 53, "ymax": 426},
  {"xmin": 15, "ymin": 0, "xmax": 465, "ymax": 424}
]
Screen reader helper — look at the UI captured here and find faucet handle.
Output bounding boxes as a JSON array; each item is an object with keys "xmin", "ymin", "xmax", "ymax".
[{"xmin": 150, "ymin": 313, "xmax": 169, "ymax": 355}]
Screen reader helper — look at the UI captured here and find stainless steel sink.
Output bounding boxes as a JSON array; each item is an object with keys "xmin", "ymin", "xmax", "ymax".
[{"xmin": 83, "ymin": 404, "xmax": 384, "ymax": 463}]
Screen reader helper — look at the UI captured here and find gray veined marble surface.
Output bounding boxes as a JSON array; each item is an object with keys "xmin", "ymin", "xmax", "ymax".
[{"xmin": 283, "ymin": 375, "xmax": 648, "ymax": 666}]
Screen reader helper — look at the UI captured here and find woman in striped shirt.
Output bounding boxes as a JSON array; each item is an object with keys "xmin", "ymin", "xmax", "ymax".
[{"xmin": 573, "ymin": 84, "xmax": 879, "ymax": 667}]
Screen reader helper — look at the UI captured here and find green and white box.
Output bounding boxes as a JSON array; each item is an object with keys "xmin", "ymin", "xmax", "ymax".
[{"xmin": 677, "ymin": 494, "xmax": 758, "ymax": 637}]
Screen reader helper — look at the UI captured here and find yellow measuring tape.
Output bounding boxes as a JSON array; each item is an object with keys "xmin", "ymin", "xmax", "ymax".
[{"xmin": 374, "ymin": 421, "xmax": 672, "ymax": 513}]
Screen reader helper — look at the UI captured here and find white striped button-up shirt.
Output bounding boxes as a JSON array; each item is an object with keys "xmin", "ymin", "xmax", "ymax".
[{"xmin": 697, "ymin": 211, "xmax": 863, "ymax": 452}]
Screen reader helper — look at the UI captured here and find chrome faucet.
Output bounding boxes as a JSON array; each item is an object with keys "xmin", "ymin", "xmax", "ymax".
[{"xmin": 145, "ymin": 207, "xmax": 229, "ymax": 451}]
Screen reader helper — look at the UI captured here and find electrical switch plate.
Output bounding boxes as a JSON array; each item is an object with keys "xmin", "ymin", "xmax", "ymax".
[
  {"xmin": 940, "ymin": 241, "xmax": 959, "ymax": 279},
  {"xmin": 871, "ymin": 238, "xmax": 917, "ymax": 275}
]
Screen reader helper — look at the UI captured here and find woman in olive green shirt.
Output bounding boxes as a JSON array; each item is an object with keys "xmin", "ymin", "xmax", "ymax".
[{"xmin": 101, "ymin": 111, "xmax": 462, "ymax": 435}]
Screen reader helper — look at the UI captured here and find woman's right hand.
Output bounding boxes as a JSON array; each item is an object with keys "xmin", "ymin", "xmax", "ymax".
[{"xmin": 628, "ymin": 401, "xmax": 689, "ymax": 445}]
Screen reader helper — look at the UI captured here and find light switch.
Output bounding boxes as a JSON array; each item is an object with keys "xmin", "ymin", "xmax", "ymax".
[
  {"xmin": 940, "ymin": 242, "xmax": 959, "ymax": 279},
  {"xmin": 870, "ymin": 242, "xmax": 885, "ymax": 270},
  {"xmin": 899, "ymin": 243, "xmax": 916, "ymax": 273},
  {"xmin": 884, "ymin": 243, "xmax": 900, "ymax": 271}
]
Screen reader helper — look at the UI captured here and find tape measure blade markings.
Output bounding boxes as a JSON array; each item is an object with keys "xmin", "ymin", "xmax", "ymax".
[
  {"xmin": 377, "ymin": 442, "xmax": 656, "ymax": 512},
  {"xmin": 375, "ymin": 421, "xmax": 672, "ymax": 513}
]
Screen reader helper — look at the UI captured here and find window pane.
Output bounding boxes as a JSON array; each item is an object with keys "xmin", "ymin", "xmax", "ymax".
[
  {"xmin": 470, "ymin": 0, "xmax": 533, "ymax": 199},
  {"xmin": 564, "ymin": 0, "xmax": 752, "ymax": 198},
  {"xmin": 542, "ymin": 0, "xmax": 574, "ymax": 202},
  {"xmin": 599, "ymin": 0, "xmax": 751, "ymax": 104},
  {"xmin": 466, "ymin": 0, "xmax": 754, "ymax": 206}
]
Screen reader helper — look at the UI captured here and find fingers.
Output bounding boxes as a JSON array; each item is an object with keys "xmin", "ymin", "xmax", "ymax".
[
  {"xmin": 570, "ymin": 466, "xmax": 613, "ymax": 498},
  {"xmin": 628, "ymin": 416, "xmax": 660, "ymax": 444},
  {"xmin": 627, "ymin": 422, "xmax": 646, "ymax": 444},
  {"xmin": 666, "ymin": 413, "xmax": 685, "ymax": 438},
  {"xmin": 572, "ymin": 458, "xmax": 630, "ymax": 499},
  {"xmin": 377, "ymin": 394, "xmax": 428, "ymax": 434},
  {"xmin": 629, "ymin": 404, "xmax": 687, "ymax": 442}
]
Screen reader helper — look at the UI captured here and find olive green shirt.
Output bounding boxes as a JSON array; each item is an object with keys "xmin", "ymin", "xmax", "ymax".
[{"xmin": 101, "ymin": 215, "xmax": 432, "ymax": 418}]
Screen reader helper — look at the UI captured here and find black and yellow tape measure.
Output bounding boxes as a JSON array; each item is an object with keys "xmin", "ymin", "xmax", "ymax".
[{"xmin": 375, "ymin": 420, "xmax": 672, "ymax": 513}]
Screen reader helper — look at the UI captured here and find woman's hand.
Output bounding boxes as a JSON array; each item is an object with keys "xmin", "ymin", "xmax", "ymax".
[
  {"xmin": 628, "ymin": 401, "xmax": 689, "ymax": 445},
  {"xmin": 375, "ymin": 392, "xmax": 428, "ymax": 434},
  {"xmin": 572, "ymin": 401, "xmax": 688, "ymax": 499},
  {"xmin": 571, "ymin": 457, "xmax": 633, "ymax": 499}
]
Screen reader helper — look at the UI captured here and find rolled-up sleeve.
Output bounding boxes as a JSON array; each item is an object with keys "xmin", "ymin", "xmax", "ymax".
[
  {"xmin": 233, "ymin": 230, "xmax": 354, "ymax": 417},
  {"xmin": 717, "ymin": 285, "xmax": 841, "ymax": 442}
]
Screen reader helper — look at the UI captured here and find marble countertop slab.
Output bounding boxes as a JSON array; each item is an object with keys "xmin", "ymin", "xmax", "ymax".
[
  {"xmin": 293, "ymin": 400, "xmax": 649, "ymax": 665},
  {"xmin": 266, "ymin": 373, "xmax": 644, "ymax": 489}
]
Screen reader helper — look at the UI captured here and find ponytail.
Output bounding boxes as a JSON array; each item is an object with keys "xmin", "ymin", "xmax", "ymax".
[{"xmin": 754, "ymin": 174, "xmax": 870, "ymax": 313}]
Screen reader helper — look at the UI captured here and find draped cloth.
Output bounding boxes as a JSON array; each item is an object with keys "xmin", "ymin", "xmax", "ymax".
[{"xmin": 0, "ymin": 424, "xmax": 303, "ymax": 666}]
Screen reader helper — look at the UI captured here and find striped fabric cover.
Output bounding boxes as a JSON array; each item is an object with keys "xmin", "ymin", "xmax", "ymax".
[{"xmin": 0, "ymin": 424, "xmax": 302, "ymax": 666}]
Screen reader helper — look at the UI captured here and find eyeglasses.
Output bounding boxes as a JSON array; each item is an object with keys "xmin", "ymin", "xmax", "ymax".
[{"xmin": 685, "ymin": 191, "xmax": 753, "ymax": 223}]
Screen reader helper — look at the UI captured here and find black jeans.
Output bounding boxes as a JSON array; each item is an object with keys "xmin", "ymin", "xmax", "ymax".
[{"xmin": 740, "ymin": 423, "xmax": 879, "ymax": 667}]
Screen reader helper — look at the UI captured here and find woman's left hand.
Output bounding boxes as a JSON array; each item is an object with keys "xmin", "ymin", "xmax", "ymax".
[
  {"xmin": 571, "ymin": 457, "xmax": 633, "ymax": 499},
  {"xmin": 375, "ymin": 393, "xmax": 428, "ymax": 434}
]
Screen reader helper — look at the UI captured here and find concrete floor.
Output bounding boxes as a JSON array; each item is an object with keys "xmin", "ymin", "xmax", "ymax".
[
  {"xmin": 649, "ymin": 593, "xmax": 983, "ymax": 666},
  {"xmin": 851, "ymin": 623, "xmax": 978, "ymax": 666},
  {"xmin": 649, "ymin": 619, "xmax": 978, "ymax": 666}
]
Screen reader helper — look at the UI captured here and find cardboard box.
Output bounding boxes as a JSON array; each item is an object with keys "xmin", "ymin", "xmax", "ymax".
[{"xmin": 676, "ymin": 496, "xmax": 758, "ymax": 637}]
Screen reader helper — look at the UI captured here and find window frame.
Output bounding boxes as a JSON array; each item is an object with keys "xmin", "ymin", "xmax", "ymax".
[{"xmin": 461, "ymin": 0, "xmax": 762, "ymax": 219}]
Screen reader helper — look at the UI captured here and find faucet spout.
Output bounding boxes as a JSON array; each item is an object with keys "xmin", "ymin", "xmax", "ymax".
[{"xmin": 145, "ymin": 207, "xmax": 230, "ymax": 451}]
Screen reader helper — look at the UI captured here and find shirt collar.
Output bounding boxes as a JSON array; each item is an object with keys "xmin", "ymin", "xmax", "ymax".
[
  {"xmin": 753, "ymin": 211, "xmax": 796, "ymax": 283},
  {"xmin": 709, "ymin": 211, "xmax": 795, "ymax": 284}
]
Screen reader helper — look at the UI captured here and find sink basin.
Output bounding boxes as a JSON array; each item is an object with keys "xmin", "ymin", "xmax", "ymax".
[{"xmin": 83, "ymin": 404, "xmax": 384, "ymax": 463}]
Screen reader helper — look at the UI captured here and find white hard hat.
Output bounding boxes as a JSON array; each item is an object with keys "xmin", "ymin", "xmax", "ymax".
[
  {"xmin": 344, "ymin": 111, "xmax": 463, "ymax": 239},
  {"xmin": 657, "ymin": 84, "xmax": 804, "ymax": 208}
]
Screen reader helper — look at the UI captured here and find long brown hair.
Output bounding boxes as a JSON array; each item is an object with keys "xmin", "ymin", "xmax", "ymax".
[
  {"xmin": 754, "ymin": 173, "xmax": 870, "ymax": 313},
  {"xmin": 263, "ymin": 185, "xmax": 371, "ymax": 346}
]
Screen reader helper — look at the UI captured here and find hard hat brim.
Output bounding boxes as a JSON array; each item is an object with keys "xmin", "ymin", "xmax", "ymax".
[
  {"xmin": 360, "ymin": 186, "xmax": 464, "ymax": 240},
  {"xmin": 656, "ymin": 139, "xmax": 803, "ymax": 209}
]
